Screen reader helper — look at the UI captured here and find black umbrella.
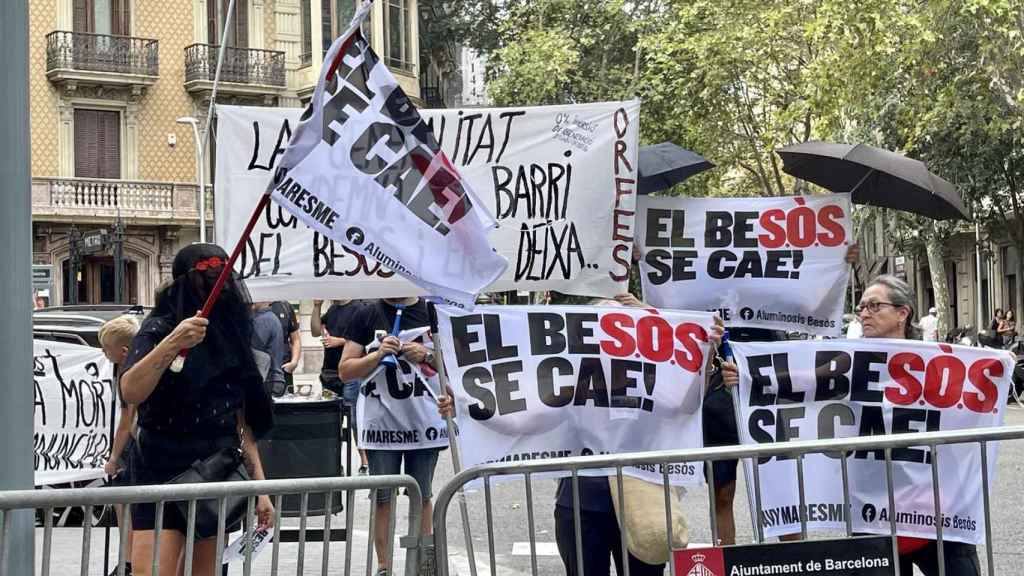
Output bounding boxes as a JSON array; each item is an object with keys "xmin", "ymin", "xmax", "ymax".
[
  {"xmin": 776, "ymin": 141, "xmax": 970, "ymax": 220},
  {"xmin": 637, "ymin": 142, "xmax": 715, "ymax": 195}
]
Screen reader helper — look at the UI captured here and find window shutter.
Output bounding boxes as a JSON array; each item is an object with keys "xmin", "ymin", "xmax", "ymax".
[
  {"xmin": 207, "ymin": 0, "xmax": 218, "ymax": 45},
  {"xmin": 73, "ymin": 0, "xmax": 94, "ymax": 33},
  {"xmin": 111, "ymin": 0, "xmax": 130, "ymax": 36},
  {"xmin": 74, "ymin": 109, "xmax": 99, "ymax": 178},
  {"xmin": 234, "ymin": 0, "xmax": 249, "ymax": 48},
  {"xmin": 99, "ymin": 111, "xmax": 121, "ymax": 179},
  {"xmin": 75, "ymin": 109, "xmax": 120, "ymax": 179}
]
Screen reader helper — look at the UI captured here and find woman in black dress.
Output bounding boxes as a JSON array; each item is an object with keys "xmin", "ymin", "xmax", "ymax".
[{"xmin": 120, "ymin": 244, "xmax": 275, "ymax": 576}]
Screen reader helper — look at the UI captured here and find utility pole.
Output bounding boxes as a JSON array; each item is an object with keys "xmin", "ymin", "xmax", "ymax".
[{"xmin": 0, "ymin": 0, "xmax": 37, "ymax": 572}]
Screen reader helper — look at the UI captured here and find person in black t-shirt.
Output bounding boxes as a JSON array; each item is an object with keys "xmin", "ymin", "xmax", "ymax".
[
  {"xmin": 311, "ymin": 298, "xmax": 368, "ymax": 473},
  {"xmin": 270, "ymin": 301, "xmax": 301, "ymax": 389},
  {"xmin": 339, "ymin": 297, "xmax": 440, "ymax": 576}
]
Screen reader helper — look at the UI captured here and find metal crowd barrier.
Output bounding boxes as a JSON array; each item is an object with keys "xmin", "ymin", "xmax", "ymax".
[
  {"xmin": 0, "ymin": 474, "xmax": 423, "ymax": 576},
  {"xmin": 433, "ymin": 425, "xmax": 1024, "ymax": 576}
]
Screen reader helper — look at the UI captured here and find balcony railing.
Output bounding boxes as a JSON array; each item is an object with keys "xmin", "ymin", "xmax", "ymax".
[
  {"xmin": 184, "ymin": 44, "xmax": 286, "ymax": 88},
  {"xmin": 32, "ymin": 178, "xmax": 213, "ymax": 224},
  {"xmin": 46, "ymin": 31, "xmax": 159, "ymax": 78}
]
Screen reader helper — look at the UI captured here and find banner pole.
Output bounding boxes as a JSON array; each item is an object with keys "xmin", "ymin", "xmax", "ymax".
[
  {"xmin": 171, "ymin": 193, "xmax": 271, "ymax": 370},
  {"xmin": 428, "ymin": 322, "xmax": 478, "ymax": 576}
]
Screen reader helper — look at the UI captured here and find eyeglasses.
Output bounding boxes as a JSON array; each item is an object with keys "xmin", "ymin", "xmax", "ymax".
[
  {"xmin": 855, "ymin": 301, "xmax": 899, "ymax": 315},
  {"xmin": 192, "ymin": 256, "xmax": 225, "ymax": 272}
]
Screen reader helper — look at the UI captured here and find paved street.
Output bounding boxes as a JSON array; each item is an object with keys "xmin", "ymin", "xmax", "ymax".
[{"xmin": 38, "ymin": 405, "xmax": 1024, "ymax": 575}]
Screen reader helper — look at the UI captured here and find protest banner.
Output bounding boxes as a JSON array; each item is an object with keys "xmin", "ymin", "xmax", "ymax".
[
  {"xmin": 731, "ymin": 339, "xmax": 1011, "ymax": 544},
  {"xmin": 265, "ymin": 10, "xmax": 507, "ymax": 308},
  {"xmin": 356, "ymin": 327, "xmax": 449, "ymax": 450},
  {"xmin": 636, "ymin": 195, "xmax": 852, "ymax": 336},
  {"xmin": 435, "ymin": 305, "xmax": 715, "ymax": 485},
  {"xmin": 33, "ymin": 339, "xmax": 116, "ymax": 486},
  {"xmin": 215, "ymin": 98, "xmax": 641, "ymax": 302}
]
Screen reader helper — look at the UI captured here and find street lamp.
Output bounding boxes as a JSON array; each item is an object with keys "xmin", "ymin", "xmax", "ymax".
[{"xmin": 177, "ymin": 116, "xmax": 207, "ymax": 243}]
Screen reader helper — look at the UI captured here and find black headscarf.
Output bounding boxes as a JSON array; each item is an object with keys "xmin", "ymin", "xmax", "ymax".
[{"xmin": 150, "ymin": 243, "xmax": 274, "ymax": 439}]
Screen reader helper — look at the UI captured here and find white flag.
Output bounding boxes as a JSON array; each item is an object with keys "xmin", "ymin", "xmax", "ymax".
[{"xmin": 268, "ymin": 1, "xmax": 507, "ymax": 308}]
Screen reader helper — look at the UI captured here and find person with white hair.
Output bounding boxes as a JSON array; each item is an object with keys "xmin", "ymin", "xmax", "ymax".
[{"xmin": 920, "ymin": 306, "xmax": 939, "ymax": 341}]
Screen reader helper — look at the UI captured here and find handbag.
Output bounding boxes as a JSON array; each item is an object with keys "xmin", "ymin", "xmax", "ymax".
[
  {"xmin": 607, "ymin": 475, "xmax": 689, "ymax": 565},
  {"xmin": 168, "ymin": 446, "xmax": 251, "ymax": 540}
]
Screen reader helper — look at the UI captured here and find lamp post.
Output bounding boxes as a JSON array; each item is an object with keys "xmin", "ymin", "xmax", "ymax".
[{"xmin": 177, "ymin": 116, "xmax": 206, "ymax": 243}]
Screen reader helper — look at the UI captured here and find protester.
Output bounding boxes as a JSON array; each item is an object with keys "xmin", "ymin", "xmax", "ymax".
[
  {"xmin": 270, "ymin": 300, "xmax": 301, "ymax": 390},
  {"xmin": 339, "ymin": 296, "xmax": 439, "ymax": 576},
  {"xmin": 727, "ymin": 275, "xmax": 980, "ymax": 574},
  {"xmin": 541, "ymin": 293, "xmax": 723, "ymax": 576},
  {"xmin": 251, "ymin": 302, "xmax": 287, "ymax": 396},
  {"xmin": 312, "ymin": 298, "xmax": 368, "ymax": 474},
  {"xmin": 120, "ymin": 244, "xmax": 275, "ymax": 576},
  {"xmin": 99, "ymin": 314, "xmax": 141, "ymax": 576},
  {"xmin": 999, "ymin": 309, "xmax": 1017, "ymax": 347},
  {"xmin": 919, "ymin": 307, "xmax": 939, "ymax": 342}
]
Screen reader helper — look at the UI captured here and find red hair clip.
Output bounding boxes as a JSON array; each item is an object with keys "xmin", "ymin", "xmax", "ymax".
[{"xmin": 192, "ymin": 256, "xmax": 225, "ymax": 272}]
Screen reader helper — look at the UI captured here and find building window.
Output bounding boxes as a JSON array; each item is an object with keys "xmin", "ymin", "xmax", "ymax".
[
  {"xmin": 73, "ymin": 0, "xmax": 131, "ymax": 35},
  {"xmin": 385, "ymin": 0, "xmax": 413, "ymax": 71},
  {"xmin": 319, "ymin": 0, "xmax": 360, "ymax": 58},
  {"xmin": 74, "ymin": 109, "xmax": 121, "ymax": 179},
  {"xmin": 300, "ymin": 0, "xmax": 312, "ymax": 66},
  {"xmin": 207, "ymin": 0, "xmax": 248, "ymax": 47}
]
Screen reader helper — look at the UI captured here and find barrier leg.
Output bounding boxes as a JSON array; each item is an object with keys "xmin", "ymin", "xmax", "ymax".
[
  {"xmin": 152, "ymin": 502, "xmax": 165, "ymax": 575},
  {"xmin": 244, "ymin": 495, "xmax": 256, "ymax": 576},
  {"xmin": 884, "ymin": 449, "xmax": 901, "ymax": 576},
  {"xmin": 184, "ymin": 500, "xmax": 197, "ymax": 576},
  {"xmin": 366, "ymin": 490, "xmax": 377, "ymax": 576},
  {"xmin": 81, "ymin": 505, "xmax": 93, "ymax": 576},
  {"xmin": 751, "ymin": 459, "xmax": 764, "ymax": 543},
  {"xmin": 298, "ymin": 492, "xmax": 309, "ymax": 575},
  {"xmin": 214, "ymin": 497, "xmax": 228, "ymax": 571},
  {"xmin": 42, "ymin": 508, "xmax": 54, "ymax": 576},
  {"xmin": 483, "ymin": 477, "xmax": 496, "ymax": 576},
  {"xmin": 524, "ymin": 473, "xmax": 539, "ymax": 576},
  {"xmin": 706, "ymin": 460, "xmax": 719, "ymax": 546},
  {"xmin": 571, "ymin": 469, "xmax": 583, "ymax": 574},
  {"xmin": 616, "ymin": 467, "xmax": 630, "ymax": 576},
  {"xmin": 662, "ymin": 467, "xmax": 676, "ymax": 576},
  {"xmin": 796, "ymin": 455, "xmax": 808, "ymax": 539},
  {"xmin": 322, "ymin": 490, "xmax": 334, "ymax": 575},
  {"xmin": 840, "ymin": 452, "xmax": 853, "ymax": 537},
  {"xmin": 930, "ymin": 445, "xmax": 945, "ymax": 576},
  {"xmin": 980, "ymin": 441, "xmax": 995, "ymax": 576},
  {"xmin": 271, "ymin": 493, "xmax": 283, "ymax": 576}
]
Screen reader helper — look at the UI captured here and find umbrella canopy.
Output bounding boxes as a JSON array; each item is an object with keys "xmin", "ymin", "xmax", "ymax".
[
  {"xmin": 637, "ymin": 142, "xmax": 715, "ymax": 195},
  {"xmin": 776, "ymin": 141, "xmax": 970, "ymax": 221}
]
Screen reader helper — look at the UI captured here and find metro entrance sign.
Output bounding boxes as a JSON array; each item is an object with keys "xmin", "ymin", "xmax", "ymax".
[{"xmin": 675, "ymin": 536, "xmax": 895, "ymax": 576}]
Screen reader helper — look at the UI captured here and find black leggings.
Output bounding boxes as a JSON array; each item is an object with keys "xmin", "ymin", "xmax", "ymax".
[{"xmin": 554, "ymin": 505, "xmax": 664, "ymax": 576}]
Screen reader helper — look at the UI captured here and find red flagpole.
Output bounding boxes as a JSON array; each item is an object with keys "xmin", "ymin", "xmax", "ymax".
[{"xmin": 171, "ymin": 193, "xmax": 272, "ymax": 370}]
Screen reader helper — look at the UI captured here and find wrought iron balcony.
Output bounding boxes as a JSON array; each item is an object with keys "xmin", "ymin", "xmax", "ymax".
[
  {"xmin": 45, "ymin": 31, "xmax": 158, "ymax": 89},
  {"xmin": 184, "ymin": 44, "xmax": 286, "ymax": 95},
  {"xmin": 32, "ymin": 177, "xmax": 213, "ymax": 225}
]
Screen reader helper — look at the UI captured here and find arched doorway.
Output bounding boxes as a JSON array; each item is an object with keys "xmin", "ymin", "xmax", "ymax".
[{"xmin": 61, "ymin": 256, "xmax": 139, "ymax": 305}]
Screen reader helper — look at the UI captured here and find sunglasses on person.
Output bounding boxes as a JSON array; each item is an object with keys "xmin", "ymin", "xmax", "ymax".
[
  {"xmin": 855, "ymin": 301, "xmax": 900, "ymax": 315},
  {"xmin": 192, "ymin": 256, "xmax": 226, "ymax": 272}
]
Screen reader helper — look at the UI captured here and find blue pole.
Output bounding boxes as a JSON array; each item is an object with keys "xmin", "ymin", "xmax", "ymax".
[{"xmin": 0, "ymin": 0, "xmax": 36, "ymax": 572}]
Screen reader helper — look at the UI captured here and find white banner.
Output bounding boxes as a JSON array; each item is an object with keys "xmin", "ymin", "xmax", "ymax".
[
  {"xmin": 33, "ymin": 340, "xmax": 116, "ymax": 486},
  {"xmin": 216, "ymin": 99, "xmax": 640, "ymax": 302},
  {"xmin": 732, "ymin": 339, "xmax": 1011, "ymax": 544},
  {"xmin": 435, "ymin": 305, "xmax": 714, "ymax": 485},
  {"xmin": 636, "ymin": 195, "xmax": 852, "ymax": 336},
  {"xmin": 356, "ymin": 327, "xmax": 449, "ymax": 450}
]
